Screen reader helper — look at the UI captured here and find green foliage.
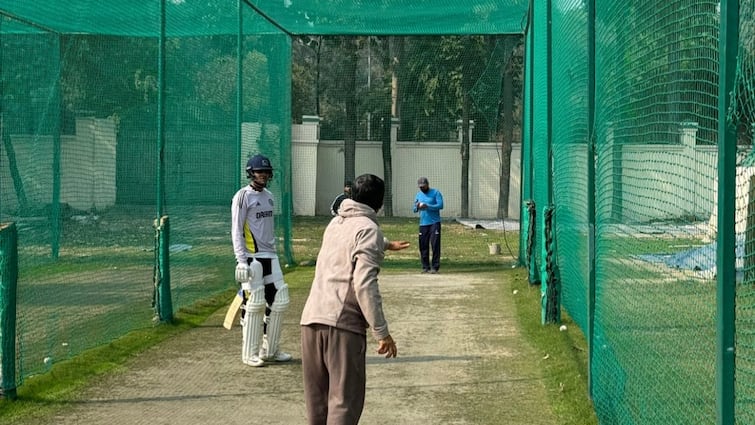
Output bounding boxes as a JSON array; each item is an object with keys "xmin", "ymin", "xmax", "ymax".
[
  {"xmin": 290, "ymin": 35, "xmax": 524, "ymax": 142},
  {"xmin": 194, "ymin": 50, "xmax": 270, "ymax": 116}
]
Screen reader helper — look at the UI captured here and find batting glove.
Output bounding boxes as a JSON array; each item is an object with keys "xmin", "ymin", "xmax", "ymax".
[{"xmin": 235, "ymin": 262, "xmax": 250, "ymax": 283}]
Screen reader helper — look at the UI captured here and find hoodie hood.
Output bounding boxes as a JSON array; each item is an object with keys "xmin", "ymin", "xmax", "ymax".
[{"xmin": 338, "ymin": 198, "xmax": 379, "ymax": 223}]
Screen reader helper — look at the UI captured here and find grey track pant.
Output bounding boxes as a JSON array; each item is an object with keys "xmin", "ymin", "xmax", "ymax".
[{"xmin": 301, "ymin": 324, "xmax": 367, "ymax": 425}]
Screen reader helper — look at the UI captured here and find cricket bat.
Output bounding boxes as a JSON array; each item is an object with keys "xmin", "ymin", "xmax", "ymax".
[{"xmin": 222, "ymin": 290, "xmax": 245, "ymax": 330}]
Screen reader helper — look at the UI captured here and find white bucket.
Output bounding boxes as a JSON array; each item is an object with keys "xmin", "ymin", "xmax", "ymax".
[{"xmin": 488, "ymin": 243, "xmax": 501, "ymax": 255}]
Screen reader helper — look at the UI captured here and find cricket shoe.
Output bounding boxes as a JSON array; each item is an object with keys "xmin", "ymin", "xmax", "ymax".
[
  {"xmin": 244, "ymin": 354, "xmax": 265, "ymax": 367},
  {"xmin": 260, "ymin": 337, "xmax": 293, "ymax": 362},
  {"xmin": 263, "ymin": 350, "xmax": 293, "ymax": 362}
]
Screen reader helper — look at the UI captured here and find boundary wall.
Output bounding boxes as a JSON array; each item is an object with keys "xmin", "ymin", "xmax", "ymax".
[
  {"xmin": 1, "ymin": 117, "xmax": 117, "ymax": 213},
  {"xmin": 292, "ymin": 118, "xmax": 722, "ymax": 222},
  {"xmin": 292, "ymin": 117, "xmax": 523, "ymax": 219},
  {"xmin": 3, "ymin": 118, "xmax": 723, "ymax": 223}
]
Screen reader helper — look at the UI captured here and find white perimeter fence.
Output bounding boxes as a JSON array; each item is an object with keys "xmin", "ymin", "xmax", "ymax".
[{"xmin": 2, "ymin": 118, "xmax": 733, "ymax": 223}]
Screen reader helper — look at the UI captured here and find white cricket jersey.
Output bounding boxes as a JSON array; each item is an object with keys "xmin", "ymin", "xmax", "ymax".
[{"xmin": 231, "ymin": 185, "xmax": 277, "ymax": 264}]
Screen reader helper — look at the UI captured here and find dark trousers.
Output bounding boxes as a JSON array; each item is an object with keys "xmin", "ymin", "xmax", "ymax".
[
  {"xmin": 419, "ymin": 222, "xmax": 441, "ymax": 271},
  {"xmin": 301, "ymin": 324, "xmax": 367, "ymax": 425}
]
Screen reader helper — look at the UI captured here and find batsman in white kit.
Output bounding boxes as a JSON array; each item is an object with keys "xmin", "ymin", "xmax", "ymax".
[{"xmin": 229, "ymin": 154, "xmax": 292, "ymax": 367}]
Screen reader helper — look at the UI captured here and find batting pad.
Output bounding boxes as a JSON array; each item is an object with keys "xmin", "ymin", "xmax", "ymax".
[
  {"xmin": 242, "ymin": 287, "xmax": 266, "ymax": 364},
  {"xmin": 262, "ymin": 284, "xmax": 289, "ymax": 359}
]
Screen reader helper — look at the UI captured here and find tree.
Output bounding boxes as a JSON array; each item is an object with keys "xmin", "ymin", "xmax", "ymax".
[
  {"xmin": 289, "ymin": 35, "xmax": 524, "ymax": 218},
  {"xmin": 292, "ymin": 36, "xmax": 320, "ymax": 122},
  {"xmin": 193, "ymin": 49, "xmax": 272, "ymax": 121},
  {"xmin": 380, "ymin": 36, "xmax": 404, "ymax": 216},
  {"xmin": 451, "ymin": 36, "xmax": 491, "ymax": 217},
  {"xmin": 497, "ymin": 35, "xmax": 524, "ymax": 219},
  {"xmin": 341, "ymin": 36, "xmax": 360, "ymax": 185}
]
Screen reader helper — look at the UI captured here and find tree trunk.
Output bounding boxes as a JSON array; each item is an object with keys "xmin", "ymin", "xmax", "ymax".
[
  {"xmin": 315, "ymin": 36, "xmax": 322, "ymax": 117},
  {"xmin": 497, "ymin": 39, "xmax": 516, "ymax": 219},
  {"xmin": 460, "ymin": 91, "xmax": 470, "ymax": 218},
  {"xmin": 382, "ymin": 36, "xmax": 403, "ymax": 217},
  {"xmin": 1, "ymin": 115, "xmax": 28, "ymax": 214},
  {"xmin": 343, "ymin": 37, "xmax": 358, "ymax": 184},
  {"xmin": 391, "ymin": 37, "xmax": 404, "ymax": 120},
  {"xmin": 381, "ymin": 112, "xmax": 393, "ymax": 216}
]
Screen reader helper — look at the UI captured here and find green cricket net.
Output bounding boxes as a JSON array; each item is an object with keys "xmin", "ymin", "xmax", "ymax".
[
  {"xmin": 589, "ymin": 3, "xmax": 718, "ymax": 423},
  {"xmin": 0, "ymin": 0, "xmax": 528, "ymax": 400},
  {"xmin": 4, "ymin": 1, "xmax": 753, "ymax": 423},
  {"xmin": 526, "ymin": 1, "xmax": 747, "ymax": 424},
  {"xmin": 0, "ymin": 12, "xmax": 296, "ymax": 391}
]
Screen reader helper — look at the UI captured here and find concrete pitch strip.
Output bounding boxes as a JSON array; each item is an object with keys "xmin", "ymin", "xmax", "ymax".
[{"xmin": 27, "ymin": 272, "xmax": 560, "ymax": 425}]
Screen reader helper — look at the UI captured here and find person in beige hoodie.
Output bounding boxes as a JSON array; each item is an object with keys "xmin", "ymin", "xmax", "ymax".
[{"xmin": 300, "ymin": 173, "xmax": 408, "ymax": 425}]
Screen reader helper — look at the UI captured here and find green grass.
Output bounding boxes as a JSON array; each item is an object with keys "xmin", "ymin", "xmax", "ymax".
[
  {"xmin": 289, "ymin": 216, "xmax": 522, "ymax": 272},
  {"xmin": 0, "ymin": 289, "xmax": 234, "ymax": 423},
  {"xmin": 0, "ymin": 215, "xmax": 597, "ymax": 424},
  {"xmin": 510, "ymin": 271, "xmax": 598, "ymax": 425},
  {"xmin": 601, "ymin": 235, "xmax": 706, "ymax": 256}
]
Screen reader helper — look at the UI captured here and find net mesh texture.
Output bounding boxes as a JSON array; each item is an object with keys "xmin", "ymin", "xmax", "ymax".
[{"xmin": 2, "ymin": 1, "xmax": 754, "ymax": 424}]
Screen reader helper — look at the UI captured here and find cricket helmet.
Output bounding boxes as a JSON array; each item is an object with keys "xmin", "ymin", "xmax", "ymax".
[{"xmin": 246, "ymin": 154, "xmax": 273, "ymax": 173}]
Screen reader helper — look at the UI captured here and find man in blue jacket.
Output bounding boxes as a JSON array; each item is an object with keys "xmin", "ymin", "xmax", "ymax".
[{"xmin": 413, "ymin": 177, "xmax": 444, "ymax": 273}]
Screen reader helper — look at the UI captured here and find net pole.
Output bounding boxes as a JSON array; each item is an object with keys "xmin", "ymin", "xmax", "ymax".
[
  {"xmin": 156, "ymin": 0, "xmax": 166, "ymax": 219},
  {"xmin": 156, "ymin": 216, "xmax": 173, "ymax": 322},
  {"xmin": 520, "ymin": 0, "xmax": 534, "ymax": 267},
  {"xmin": 237, "ymin": 0, "xmax": 244, "ymax": 187},
  {"xmin": 715, "ymin": 1, "xmax": 739, "ymax": 424},
  {"xmin": 0, "ymin": 223, "xmax": 18, "ymax": 400},
  {"xmin": 540, "ymin": 0, "xmax": 556, "ymax": 325},
  {"xmin": 151, "ymin": 0, "xmax": 173, "ymax": 322},
  {"xmin": 51, "ymin": 37, "xmax": 62, "ymax": 259},
  {"xmin": 586, "ymin": 0, "xmax": 596, "ymax": 400}
]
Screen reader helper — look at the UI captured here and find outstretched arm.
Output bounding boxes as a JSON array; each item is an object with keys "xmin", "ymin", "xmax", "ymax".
[
  {"xmin": 383, "ymin": 237, "xmax": 409, "ymax": 251},
  {"xmin": 385, "ymin": 240, "xmax": 410, "ymax": 251}
]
